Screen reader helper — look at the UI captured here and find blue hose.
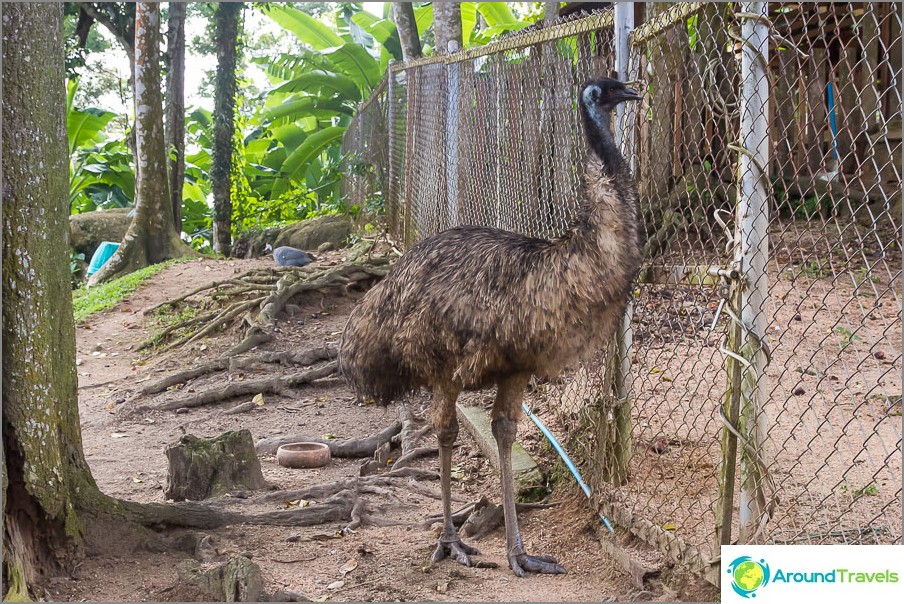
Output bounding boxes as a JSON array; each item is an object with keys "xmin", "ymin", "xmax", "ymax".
[
  {"xmin": 521, "ymin": 402, "xmax": 614, "ymax": 532},
  {"xmin": 827, "ymin": 81, "xmax": 840, "ymax": 162}
]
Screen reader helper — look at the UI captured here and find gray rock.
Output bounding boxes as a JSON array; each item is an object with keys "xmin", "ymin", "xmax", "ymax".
[
  {"xmin": 273, "ymin": 215, "xmax": 352, "ymax": 251},
  {"xmin": 273, "ymin": 246, "xmax": 313, "ymax": 267},
  {"xmin": 69, "ymin": 207, "xmax": 132, "ymax": 259}
]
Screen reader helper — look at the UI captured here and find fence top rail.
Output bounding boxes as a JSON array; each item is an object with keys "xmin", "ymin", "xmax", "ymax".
[
  {"xmin": 387, "ymin": 8, "xmax": 614, "ymax": 74},
  {"xmin": 355, "ymin": 72, "xmax": 389, "ymax": 116},
  {"xmin": 629, "ymin": 2, "xmax": 705, "ymax": 45}
]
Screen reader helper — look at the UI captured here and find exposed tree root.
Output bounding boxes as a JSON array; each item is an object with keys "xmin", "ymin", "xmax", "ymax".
[
  {"xmin": 120, "ymin": 489, "xmax": 358, "ymax": 530},
  {"xmin": 142, "ymin": 256, "xmax": 392, "ymax": 354},
  {"xmin": 138, "ymin": 344, "xmax": 338, "ymax": 396},
  {"xmin": 423, "ymin": 497, "xmax": 559, "ymax": 534},
  {"xmin": 221, "ymin": 325, "xmax": 273, "ymax": 358},
  {"xmin": 157, "ymin": 362, "xmax": 337, "ymax": 410},
  {"xmin": 255, "ymin": 422, "xmax": 402, "ymax": 458},
  {"xmin": 122, "ymin": 465, "xmax": 437, "ymax": 533},
  {"xmin": 390, "ymin": 447, "xmax": 439, "ymax": 471}
]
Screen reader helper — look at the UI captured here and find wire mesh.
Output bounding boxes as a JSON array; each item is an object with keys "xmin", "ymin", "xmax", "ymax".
[{"xmin": 342, "ymin": 1, "xmax": 902, "ymax": 578}]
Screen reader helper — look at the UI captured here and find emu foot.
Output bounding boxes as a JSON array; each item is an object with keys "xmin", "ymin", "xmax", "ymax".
[
  {"xmin": 431, "ymin": 537, "xmax": 480, "ymax": 567},
  {"xmin": 508, "ymin": 552, "xmax": 567, "ymax": 577}
]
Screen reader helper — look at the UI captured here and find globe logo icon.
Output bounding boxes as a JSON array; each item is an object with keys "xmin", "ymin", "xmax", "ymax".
[{"xmin": 727, "ymin": 556, "xmax": 770, "ymax": 598}]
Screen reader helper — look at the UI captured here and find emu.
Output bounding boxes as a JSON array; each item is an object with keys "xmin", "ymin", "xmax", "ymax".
[{"xmin": 339, "ymin": 77, "xmax": 643, "ymax": 576}]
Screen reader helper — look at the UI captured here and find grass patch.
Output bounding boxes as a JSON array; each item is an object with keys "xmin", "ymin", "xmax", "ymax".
[{"xmin": 72, "ymin": 257, "xmax": 193, "ymax": 323}]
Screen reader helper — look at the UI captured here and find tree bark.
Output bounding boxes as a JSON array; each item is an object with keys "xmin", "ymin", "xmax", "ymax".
[
  {"xmin": 211, "ymin": 2, "xmax": 243, "ymax": 256},
  {"xmin": 391, "ymin": 2, "xmax": 422, "ymax": 60},
  {"xmin": 544, "ymin": 1, "xmax": 559, "ymax": 25},
  {"xmin": 433, "ymin": 2, "xmax": 462, "ymax": 55},
  {"xmin": 88, "ymin": 3, "xmax": 196, "ymax": 286},
  {"xmin": 1, "ymin": 4, "xmax": 109, "ymax": 595},
  {"xmin": 80, "ymin": 2, "xmax": 137, "ymax": 156},
  {"xmin": 165, "ymin": 1, "xmax": 187, "ymax": 234}
]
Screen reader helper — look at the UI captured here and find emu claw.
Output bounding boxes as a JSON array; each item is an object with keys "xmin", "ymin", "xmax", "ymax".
[
  {"xmin": 508, "ymin": 552, "xmax": 567, "ymax": 577},
  {"xmin": 431, "ymin": 538, "xmax": 480, "ymax": 567}
]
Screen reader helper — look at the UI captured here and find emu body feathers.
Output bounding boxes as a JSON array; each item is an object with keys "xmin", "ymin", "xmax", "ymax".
[{"xmin": 340, "ymin": 164, "xmax": 640, "ymax": 402}]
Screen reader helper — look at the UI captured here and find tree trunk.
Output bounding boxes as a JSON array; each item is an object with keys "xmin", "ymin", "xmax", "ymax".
[
  {"xmin": 88, "ymin": 2, "xmax": 196, "ymax": 285},
  {"xmin": 165, "ymin": 1, "xmax": 187, "ymax": 234},
  {"xmin": 211, "ymin": 2, "xmax": 242, "ymax": 256},
  {"xmin": 81, "ymin": 2, "xmax": 137, "ymax": 158},
  {"xmin": 1, "ymin": 4, "xmax": 109, "ymax": 596},
  {"xmin": 544, "ymin": 1, "xmax": 558, "ymax": 25},
  {"xmin": 391, "ymin": 2, "xmax": 422, "ymax": 60},
  {"xmin": 433, "ymin": 2, "xmax": 462, "ymax": 55}
]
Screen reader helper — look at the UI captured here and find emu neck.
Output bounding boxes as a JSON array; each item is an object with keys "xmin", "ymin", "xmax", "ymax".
[{"xmin": 581, "ymin": 106, "xmax": 626, "ymax": 178}]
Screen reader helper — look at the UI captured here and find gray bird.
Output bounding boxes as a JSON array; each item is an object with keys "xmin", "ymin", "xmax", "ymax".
[{"xmin": 273, "ymin": 246, "xmax": 313, "ymax": 267}]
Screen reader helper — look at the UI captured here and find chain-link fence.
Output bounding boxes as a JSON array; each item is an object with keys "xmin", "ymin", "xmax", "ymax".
[{"xmin": 341, "ymin": 1, "xmax": 902, "ymax": 584}]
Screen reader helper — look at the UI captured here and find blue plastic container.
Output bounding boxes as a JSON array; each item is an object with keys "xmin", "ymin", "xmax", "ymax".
[{"xmin": 86, "ymin": 241, "xmax": 121, "ymax": 276}]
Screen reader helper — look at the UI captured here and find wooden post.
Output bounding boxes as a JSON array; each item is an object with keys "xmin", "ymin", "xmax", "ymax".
[{"xmin": 736, "ymin": 1, "xmax": 771, "ymax": 543}]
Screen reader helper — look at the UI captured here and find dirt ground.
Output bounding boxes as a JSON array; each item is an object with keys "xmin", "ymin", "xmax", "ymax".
[{"xmin": 49, "ymin": 254, "xmax": 714, "ymax": 602}]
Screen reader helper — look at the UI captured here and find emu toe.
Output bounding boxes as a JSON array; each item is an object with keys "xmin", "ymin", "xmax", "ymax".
[
  {"xmin": 431, "ymin": 537, "xmax": 480, "ymax": 567},
  {"xmin": 508, "ymin": 552, "xmax": 567, "ymax": 577}
]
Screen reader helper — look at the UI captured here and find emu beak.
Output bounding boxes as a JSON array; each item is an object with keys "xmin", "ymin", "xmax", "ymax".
[{"xmin": 619, "ymin": 87, "xmax": 642, "ymax": 102}]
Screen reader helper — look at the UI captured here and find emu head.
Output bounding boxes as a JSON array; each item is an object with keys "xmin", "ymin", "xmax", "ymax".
[{"xmin": 580, "ymin": 77, "xmax": 641, "ymax": 127}]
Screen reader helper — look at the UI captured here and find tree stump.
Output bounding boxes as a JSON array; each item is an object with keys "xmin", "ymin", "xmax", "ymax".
[
  {"xmin": 178, "ymin": 556, "xmax": 263, "ymax": 602},
  {"xmin": 165, "ymin": 430, "xmax": 268, "ymax": 501}
]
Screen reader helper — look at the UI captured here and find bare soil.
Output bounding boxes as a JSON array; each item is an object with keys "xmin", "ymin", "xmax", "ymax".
[{"xmin": 49, "ymin": 254, "xmax": 708, "ymax": 602}]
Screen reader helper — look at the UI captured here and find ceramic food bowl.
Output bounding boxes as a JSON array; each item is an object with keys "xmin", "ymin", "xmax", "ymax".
[{"xmin": 276, "ymin": 442, "xmax": 332, "ymax": 469}]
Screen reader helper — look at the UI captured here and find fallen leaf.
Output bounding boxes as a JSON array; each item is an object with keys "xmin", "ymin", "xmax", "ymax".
[
  {"xmin": 340, "ymin": 559, "xmax": 357, "ymax": 576},
  {"xmin": 76, "ymin": 358, "xmax": 83, "ymax": 366},
  {"xmin": 199, "ymin": 344, "xmax": 208, "ymax": 352},
  {"xmin": 662, "ymin": 523, "xmax": 677, "ymax": 531},
  {"xmin": 252, "ymin": 393, "xmax": 265, "ymax": 406},
  {"xmin": 111, "ymin": 433, "xmax": 129, "ymax": 439},
  {"xmin": 313, "ymin": 596, "xmax": 330, "ymax": 602},
  {"xmin": 327, "ymin": 580, "xmax": 344, "ymax": 590},
  {"xmin": 132, "ymin": 477, "xmax": 144, "ymax": 483},
  {"xmin": 323, "ymin": 433, "xmax": 337, "ymax": 440},
  {"xmin": 284, "ymin": 499, "xmax": 310, "ymax": 509},
  {"xmin": 84, "ymin": 323, "xmax": 92, "ymax": 330}
]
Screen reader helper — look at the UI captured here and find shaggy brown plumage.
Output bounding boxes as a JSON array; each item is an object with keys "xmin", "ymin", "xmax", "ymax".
[{"xmin": 339, "ymin": 76, "xmax": 643, "ymax": 577}]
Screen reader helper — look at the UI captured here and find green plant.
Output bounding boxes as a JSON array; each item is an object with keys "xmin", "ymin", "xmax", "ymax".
[
  {"xmin": 72, "ymin": 257, "xmax": 193, "ymax": 323},
  {"xmin": 835, "ymin": 326, "xmax": 861, "ymax": 351},
  {"xmin": 787, "ymin": 260, "xmax": 830, "ymax": 280},
  {"xmin": 842, "ymin": 482, "xmax": 879, "ymax": 498},
  {"xmin": 70, "ymin": 251, "xmax": 86, "ymax": 275},
  {"xmin": 67, "ymin": 79, "xmax": 135, "ymax": 213}
]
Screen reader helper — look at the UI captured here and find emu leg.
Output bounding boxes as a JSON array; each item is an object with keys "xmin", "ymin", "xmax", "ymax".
[
  {"xmin": 492, "ymin": 379, "xmax": 566, "ymax": 577},
  {"xmin": 431, "ymin": 416, "xmax": 479, "ymax": 566}
]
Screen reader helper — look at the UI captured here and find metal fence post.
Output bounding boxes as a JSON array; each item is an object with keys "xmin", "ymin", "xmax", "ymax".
[
  {"xmin": 602, "ymin": 1, "xmax": 636, "ymax": 487},
  {"xmin": 445, "ymin": 41, "xmax": 461, "ymax": 228},
  {"xmin": 735, "ymin": 1, "xmax": 772, "ymax": 543},
  {"xmin": 386, "ymin": 65, "xmax": 398, "ymax": 237}
]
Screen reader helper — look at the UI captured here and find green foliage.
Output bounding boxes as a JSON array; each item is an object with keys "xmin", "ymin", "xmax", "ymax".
[
  {"xmin": 70, "ymin": 251, "xmax": 86, "ymax": 275},
  {"xmin": 834, "ymin": 326, "xmax": 861, "ymax": 351},
  {"xmin": 72, "ymin": 257, "xmax": 193, "ymax": 323},
  {"xmin": 67, "ymin": 79, "xmax": 135, "ymax": 213}
]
